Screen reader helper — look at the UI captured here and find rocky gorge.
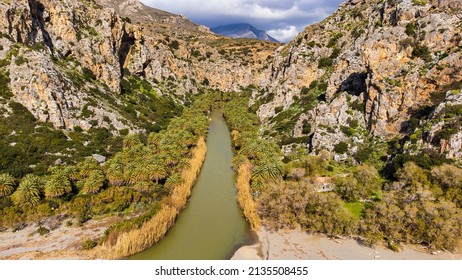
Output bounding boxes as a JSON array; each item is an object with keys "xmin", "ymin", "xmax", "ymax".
[
  {"xmin": 1, "ymin": 0, "xmax": 461, "ymax": 162},
  {"xmin": 0, "ymin": 0, "xmax": 462, "ymax": 259}
]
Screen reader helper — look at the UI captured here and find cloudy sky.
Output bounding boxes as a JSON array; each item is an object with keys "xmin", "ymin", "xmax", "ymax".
[{"xmin": 139, "ymin": 0, "xmax": 345, "ymax": 42}]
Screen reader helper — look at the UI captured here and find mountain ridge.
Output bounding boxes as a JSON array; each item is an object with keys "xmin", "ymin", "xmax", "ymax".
[
  {"xmin": 211, "ymin": 23, "xmax": 279, "ymax": 43},
  {"xmin": 1, "ymin": 0, "xmax": 462, "ymax": 260}
]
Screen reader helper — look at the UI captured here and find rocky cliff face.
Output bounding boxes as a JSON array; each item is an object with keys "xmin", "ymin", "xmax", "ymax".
[
  {"xmin": 0, "ymin": 0, "xmax": 278, "ymax": 131},
  {"xmin": 253, "ymin": 0, "xmax": 461, "ymax": 162},
  {"xmin": 1, "ymin": 0, "xmax": 460, "ymax": 163},
  {"xmin": 1, "ymin": 0, "xmax": 137, "ymax": 131}
]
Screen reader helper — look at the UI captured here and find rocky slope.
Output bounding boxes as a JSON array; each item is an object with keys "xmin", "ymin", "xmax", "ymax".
[
  {"xmin": 0, "ymin": 0, "xmax": 279, "ymax": 131},
  {"xmin": 0, "ymin": 0, "xmax": 460, "ymax": 168},
  {"xmin": 253, "ymin": 0, "xmax": 461, "ymax": 163},
  {"xmin": 0, "ymin": 0, "xmax": 279, "ymax": 176}
]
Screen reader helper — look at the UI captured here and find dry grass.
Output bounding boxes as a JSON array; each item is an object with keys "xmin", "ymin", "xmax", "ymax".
[
  {"xmin": 236, "ymin": 161, "xmax": 261, "ymax": 231},
  {"xmin": 99, "ymin": 137, "xmax": 207, "ymax": 259}
]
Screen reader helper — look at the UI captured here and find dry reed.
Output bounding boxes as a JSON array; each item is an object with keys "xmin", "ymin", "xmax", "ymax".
[
  {"xmin": 100, "ymin": 137, "xmax": 207, "ymax": 259},
  {"xmin": 236, "ymin": 161, "xmax": 261, "ymax": 231}
]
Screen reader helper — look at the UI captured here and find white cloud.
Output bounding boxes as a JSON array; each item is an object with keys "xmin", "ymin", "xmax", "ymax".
[
  {"xmin": 243, "ymin": 4, "xmax": 307, "ymax": 20},
  {"xmin": 140, "ymin": 0, "xmax": 307, "ymax": 19},
  {"xmin": 267, "ymin": 25, "xmax": 301, "ymax": 43},
  {"xmin": 139, "ymin": 0, "xmax": 343, "ymax": 41}
]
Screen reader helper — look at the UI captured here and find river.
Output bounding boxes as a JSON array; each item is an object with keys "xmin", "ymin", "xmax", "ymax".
[{"xmin": 130, "ymin": 111, "xmax": 252, "ymax": 260}]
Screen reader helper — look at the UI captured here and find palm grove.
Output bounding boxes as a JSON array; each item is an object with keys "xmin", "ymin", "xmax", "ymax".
[{"xmin": 0, "ymin": 74, "xmax": 462, "ymax": 253}]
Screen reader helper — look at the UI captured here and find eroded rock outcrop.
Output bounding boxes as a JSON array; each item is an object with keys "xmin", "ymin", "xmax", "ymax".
[
  {"xmin": 253, "ymin": 0, "xmax": 462, "ymax": 160},
  {"xmin": 0, "ymin": 0, "xmax": 278, "ymax": 131}
]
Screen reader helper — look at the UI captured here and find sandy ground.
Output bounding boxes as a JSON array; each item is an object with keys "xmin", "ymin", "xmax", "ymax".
[
  {"xmin": 231, "ymin": 228, "xmax": 462, "ymax": 260},
  {"xmin": 0, "ymin": 216, "xmax": 119, "ymax": 260},
  {"xmin": 3, "ymin": 218, "xmax": 461, "ymax": 260}
]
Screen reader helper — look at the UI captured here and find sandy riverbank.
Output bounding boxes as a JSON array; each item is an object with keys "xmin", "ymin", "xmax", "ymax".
[
  {"xmin": 0, "ymin": 215, "xmax": 119, "ymax": 260},
  {"xmin": 231, "ymin": 228, "xmax": 462, "ymax": 260}
]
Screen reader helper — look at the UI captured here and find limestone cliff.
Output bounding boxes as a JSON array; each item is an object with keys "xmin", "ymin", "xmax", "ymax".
[
  {"xmin": 0, "ymin": 0, "xmax": 279, "ymax": 131},
  {"xmin": 1, "ymin": 0, "xmax": 460, "ymax": 164},
  {"xmin": 253, "ymin": 0, "xmax": 461, "ymax": 162}
]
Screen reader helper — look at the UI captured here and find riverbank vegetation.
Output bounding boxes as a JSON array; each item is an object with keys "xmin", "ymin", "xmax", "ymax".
[
  {"xmin": 2, "ymin": 90, "xmax": 461, "ymax": 257},
  {"xmin": 0, "ymin": 95, "xmax": 212, "ymax": 257},
  {"xmin": 221, "ymin": 93, "xmax": 284, "ymax": 231},
  {"xmin": 101, "ymin": 137, "xmax": 206, "ymax": 258},
  {"xmin": 220, "ymin": 91, "xmax": 462, "ymax": 253}
]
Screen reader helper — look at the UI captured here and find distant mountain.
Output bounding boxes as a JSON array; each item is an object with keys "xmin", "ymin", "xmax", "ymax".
[{"xmin": 211, "ymin": 23, "xmax": 279, "ymax": 43}]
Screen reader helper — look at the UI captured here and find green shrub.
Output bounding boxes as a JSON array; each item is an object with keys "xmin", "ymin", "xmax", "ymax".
[
  {"xmin": 304, "ymin": 192, "xmax": 357, "ymax": 236},
  {"xmin": 274, "ymin": 106, "xmax": 283, "ymax": 114},
  {"xmin": 350, "ymin": 100, "xmax": 364, "ymax": 112},
  {"xmin": 169, "ymin": 40, "xmax": 180, "ymax": 50},
  {"xmin": 0, "ymin": 70, "xmax": 12, "ymax": 98},
  {"xmin": 334, "ymin": 142, "xmax": 348, "ymax": 154},
  {"xmin": 14, "ymin": 56, "xmax": 28, "ymax": 66},
  {"xmin": 405, "ymin": 23, "xmax": 416, "ymax": 37},
  {"xmin": 280, "ymin": 136, "xmax": 310, "ymax": 146},
  {"xmin": 82, "ymin": 67, "xmax": 96, "ymax": 81},
  {"xmin": 340, "ymin": 125, "xmax": 353, "ymax": 136},
  {"xmin": 354, "ymin": 146, "xmax": 375, "ymax": 163},
  {"xmin": 412, "ymin": 0, "xmax": 428, "ymax": 6},
  {"xmin": 191, "ymin": 49, "xmax": 201, "ymax": 57},
  {"xmin": 37, "ymin": 226, "xmax": 50, "ymax": 236},
  {"xmin": 412, "ymin": 45, "xmax": 432, "ymax": 62},
  {"xmin": 347, "ymin": 118, "xmax": 359, "ymax": 129},
  {"xmin": 330, "ymin": 47, "xmax": 341, "ymax": 59},
  {"xmin": 302, "ymin": 122, "xmax": 311, "ymax": 134},
  {"xmin": 434, "ymin": 125, "xmax": 458, "ymax": 141},
  {"xmin": 327, "ymin": 32, "xmax": 343, "ymax": 48},
  {"xmin": 318, "ymin": 57, "xmax": 333, "ymax": 69},
  {"xmin": 344, "ymin": 202, "xmax": 365, "ymax": 219},
  {"xmin": 81, "ymin": 239, "xmax": 97, "ymax": 250}
]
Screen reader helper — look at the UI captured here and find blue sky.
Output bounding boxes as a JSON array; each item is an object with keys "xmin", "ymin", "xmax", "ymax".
[{"xmin": 139, "ymin": 0, "xmax": 345, "ymax": 42}]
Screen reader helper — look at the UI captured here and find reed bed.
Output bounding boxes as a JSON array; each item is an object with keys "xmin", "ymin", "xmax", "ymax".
[
  {"xmin": 100, "ymin": 137, "xmax": 207, "ymax": 259},
  {"xmin": 236, "ymin": 161, "xmax": 261, "ymax": 231}
]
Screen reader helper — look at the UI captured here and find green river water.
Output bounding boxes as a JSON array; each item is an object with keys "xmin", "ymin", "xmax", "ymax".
[{"xmin": 130, "ymin": 111, "xmax": 252, "ymax": 260}]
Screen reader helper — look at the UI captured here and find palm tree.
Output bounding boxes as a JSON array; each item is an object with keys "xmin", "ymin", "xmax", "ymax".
[
  {"xmin": 44, "ymin": 169, "xmax": 72, "ymax": 199},
  {"xmin": 105, "ymin": 159, "xmax": 126, "ymax": 186},
  {"xmin": 75, "ymin": 158, "xmax": 106, "ymax": 194},
  {"xmin": 175, "ymin": 130, "xmax": 196, "ymax": 148},
  {"xmin": 240, "ymin": 139, "xmax": 266, "ymax": 159},
  {"xmin": 147, "ymin": 132, "xmax": 163, "ymax": 152},
  {"xmin": 252, "ymin": 159, "xmax": 284, "ymax": 183},
  {"xmin": 177, "ymin": 158, "xmax": 191, "ymax": 171},
  {"xmin": 133, "ymin": 181, "xmax": 155, "ymax": 194},
  {"xmin": 12, "ymin": 174, "xmax": 43, "ymax": 208},
  {"xmin": 0, "ymin": 173, "xmax": 16, "ymax": 198},
  {"xmin": 77, "ymin": 157, "xmax": 101, "ymax": 179},
  {"xmin": 63, "ymin": 166, "xmax": 80, "ymax": 181},
  {"xmin": 123, "ymin": 134, "xmax": 142, "ymax": 150},
  {"xmin": 165, "ymin": 173, "xmax": 183, "ymax": 190},
  {"xmin": 82, "ymin": 170, "xmax": 105, "ymax": 194},
  {"xmin": 128, "ymin": 162, "xmax": 150, "ymax": 185},
  {"xmin": 232, "ymin": 155, "xmax": 247, "ymax": 171},
  {"xmin": 146, "ymin": 162, "xmax": 167, "ymax": 185},
  {"xmin": 163, "ymin": 148, "xmax": 181, "ymax": 167}
]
